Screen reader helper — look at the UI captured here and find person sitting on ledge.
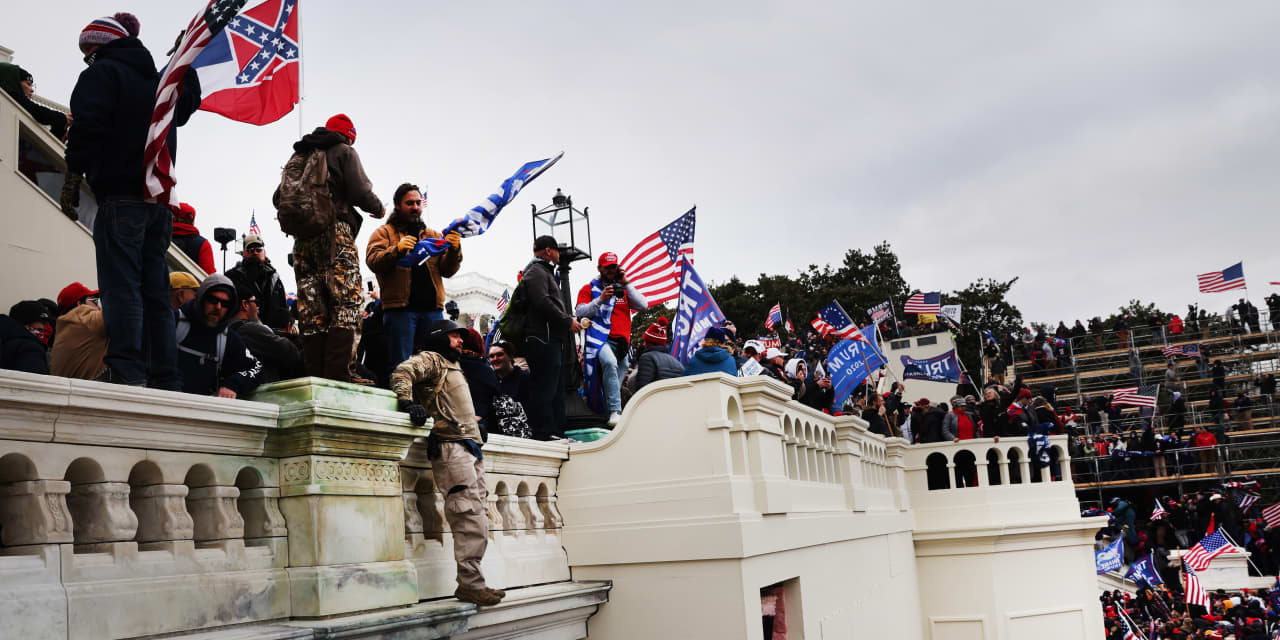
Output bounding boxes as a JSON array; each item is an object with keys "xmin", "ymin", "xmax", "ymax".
[
  {"xmin": 175, "ymin": 274, "xmax": 262, "ymax": 398},
  {"xmin": 0, "ymin": 301, "xmax": 53, "ymax": 375},
  {"xmin": 391, "ymin": 320, "xmax": 505, "ymax": 606}
]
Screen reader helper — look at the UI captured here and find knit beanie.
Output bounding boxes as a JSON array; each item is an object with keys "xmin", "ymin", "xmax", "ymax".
[
  {"xmin": 325, "ymin": 113, "xmax": 357, "ymax": 143},
  {"xmin": 175, "ymin": 202, "xmax": 196, "ymax": 224},
  {"xmin": 79, "ymin": 13, "xmax": 140, "ymax": 51},
  {"xmin": 642, "ymin": 322, "xmax": 667, "ymax": 346}
]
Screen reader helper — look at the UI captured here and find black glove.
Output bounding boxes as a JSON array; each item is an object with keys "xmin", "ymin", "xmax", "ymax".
[
  {"xmin": 60, "ymin": 173, "xmax": 82, "ymax": 220},
  {"xmin": 398, "ymin": 399, "xmax": 428, "ymax": 426}
]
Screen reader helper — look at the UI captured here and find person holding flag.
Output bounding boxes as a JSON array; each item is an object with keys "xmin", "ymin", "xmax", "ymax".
[{"xmin": 63, "ymin": 11, "xmax": 203, "ymax": 388}]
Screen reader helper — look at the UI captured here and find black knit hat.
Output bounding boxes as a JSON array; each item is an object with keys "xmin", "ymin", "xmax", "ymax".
[{"xmin": 10, "ymin": 301, "xmax": 51, "ymax": 325}]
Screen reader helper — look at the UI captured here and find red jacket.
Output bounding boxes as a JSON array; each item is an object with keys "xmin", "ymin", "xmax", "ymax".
[
  {"xmin": 954, "ymin": 409, "xmax": 976, "ymax": 440},
  {"xmin": 1192, "ymin": 432, "xmax": 1218, "ymax": 448},
  {"xmin": 577, "ymin": 281, "xmax": 638, "ymax": 341}
]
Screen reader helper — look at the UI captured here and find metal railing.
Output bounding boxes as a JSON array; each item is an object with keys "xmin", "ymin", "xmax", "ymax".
[{"xmin": 1070, "ymin": 438, "xmax": 1280, "ymax": 500}]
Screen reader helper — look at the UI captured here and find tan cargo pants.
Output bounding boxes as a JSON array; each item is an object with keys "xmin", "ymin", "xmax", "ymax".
[{"xmin": 432, "ymin": 441, "xmax": 489, "ymax": 591}]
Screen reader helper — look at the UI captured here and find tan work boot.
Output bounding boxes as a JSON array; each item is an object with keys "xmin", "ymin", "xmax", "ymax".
[
  {"xmin": 455, "ymin": 585, "xmax": 503, "ymax": 606},
  {"xmin": 486, "ymin": 587, "xmax": 506, "ymax": 599}
]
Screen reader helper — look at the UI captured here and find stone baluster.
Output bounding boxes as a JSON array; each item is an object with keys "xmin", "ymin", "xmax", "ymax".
[
  {"xmin": 187, "ymin": 486, "xmax": 245, "ymax": 542},
  {"xmin": 66, "ymin": 482, "xmax": 138, "ymax": 544},
  {"xmin": 399, "ymin": 468, "xmax": 423, "ymax": 537},
  {"xmin": 537, "ymin": 494, "xmax": 564, "ymax": 529},
  {"xmin": 486, "ymin": 492, "xmax": 503, "ymax": 535},
  {"xmin": 238, "ymin": 487, "xmax": 288, "ymax": 540},
  {"xmin": 419, "ymin": 484, "xmax": 449, "ymax": 537},
  {"xmin": 0, "ymin": 479, "xmax": 74, "ymax": 545},
  {"xmin": 519, "ymin": 492, "xmax": 546, "ymax": 531},
  {"xmin": 497, "ymin": 488, "xmax": 525, "ymax": 535},
  {"xmin": 130, "ymin": 484, "xmax": 194, "ymax": 542}
]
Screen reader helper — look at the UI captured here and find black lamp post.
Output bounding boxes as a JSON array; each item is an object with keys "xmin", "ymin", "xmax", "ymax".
[{"xmin": 531, "ymin": 189, "xmax": 606, "ymax": 430}]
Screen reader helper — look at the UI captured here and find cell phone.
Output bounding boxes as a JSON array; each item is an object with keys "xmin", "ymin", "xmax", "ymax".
[{"xmin": 368, "ymin": 282, "xmax": 374, "ymax": 292}]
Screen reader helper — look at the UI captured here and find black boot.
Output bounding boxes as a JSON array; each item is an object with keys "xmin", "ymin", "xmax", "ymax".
[
  {"xmin": 302, "ymin": 334, "xmax": 327, "ymax": 379},
  {"xmin": 324, "ymin": 328, "xmax": 356, "ymax": 382}
]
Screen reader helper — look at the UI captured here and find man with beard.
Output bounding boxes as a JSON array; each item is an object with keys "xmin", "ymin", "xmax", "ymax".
[
  {"xmin": 175, "ymin": 274, "xmax": 262, "ymax": 398},
  {"xmin": 226, "ymin": 234, "xmax": 290, "ymax": 330},
  {"xmin": 392, "ymin": 320, "xmax": 504, "ymax": 606},
  {"xmin": 367, "ymin": 183, "xmax": 462, "ymax": 371}
]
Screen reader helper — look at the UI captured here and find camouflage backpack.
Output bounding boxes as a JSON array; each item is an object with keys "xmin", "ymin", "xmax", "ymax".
[{"xmin": 275, "ymin": 149, "xmax": 335, "ymax": 238}]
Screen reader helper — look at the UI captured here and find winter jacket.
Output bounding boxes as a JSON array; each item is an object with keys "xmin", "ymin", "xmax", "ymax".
[
  {"xmin": 683, "ymin": 346, "xmax": 737, "ymax": 377},
  {"xmin": 390, "ymin": 350, "xmax": 483, "ymax": 445},
  {"xmin": 226, "ymin": 259, "xmax": 291, "ymax": 329},
  {"xmin": 227, "ymin": 318, "xmax": 302, "ymax": 384},
  {"xmin": 1005, "ymin": 402, "xmax": 1032, "ymax": 436},
  {"xmin": 459, "ymin": 352, "xmax": 500, "ymax": 437},
  {"xmin": 861, "ymin": 408, "xmax": 892, "ymax": 437},
  {"xmin": 0, "ymin": 63, "xmax": 68, "ymax": 138},
  {"xmin": 66, "ymin": 37, "xmax": 201, "ymax": 199},
  {"xmin": 176, "ymin": 274, "xmax": 262, "ymax": 396},
  {"xmin": 519, "ymin": 258, "xmax": 573, "ymax": 342},
  {"xmin": 918, "ymin": 407, "xmax": 946, "ymax": 443},
  {"xmin": 366, "ymin": 219, "xmax": 461, "ymax": 311},
  {"xmin": 496, "ymin": 367, "xmax": 531, "ymax": 408},
  {"xmin": 800, "ymin": 380, "xmax": 833, "ymax": 411},
  {"xmin": 0, "ymin": 314, "xmax": 49, "ymax": 375},
  {"xmin": 275, "ymin": 127, "xmax": 381, "ymax": 233},
  {"xmin": 172, "ymin": 223, "xmax": 216, "ymax": 274},
  {"xmin": 633, "ymin": 345, "xmax": 684, "ymax": 392},
  {"xmin": 50, "ymin": 304, "xmax": 106, "ymax": 379},
  {"xmin": 944, "ymin": 409, "xmax": 976, "ymax": 440}
]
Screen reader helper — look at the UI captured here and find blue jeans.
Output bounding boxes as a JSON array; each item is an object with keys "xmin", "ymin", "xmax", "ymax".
[
  {"xmin": 93, "ymin": 199, "xmax": 179, "ymax": 388},
  {"xmin": 385, "ymin": 309, "xmax": 444, "ymax": 369},
  {"xmin": 597, "ymin": 341, "xmax": 628, "ymax": 413}
]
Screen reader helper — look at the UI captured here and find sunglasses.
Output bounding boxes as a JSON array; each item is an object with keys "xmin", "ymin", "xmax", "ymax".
[{"xmin": 206, "ymin": 296, "xmax": 234, "ymax": 309}]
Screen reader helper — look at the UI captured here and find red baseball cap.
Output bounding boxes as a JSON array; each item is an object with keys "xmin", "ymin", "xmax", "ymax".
[
  {"xmin": 325, "ymin": 113, "xmax": 357, "ymax": 143},
  {"xmin": 598, "ymin": 252, "xmax": 619, "ymax": 267},
  {"xmin": 57, "ymin": 282, "xmax": 98, "ymax": 311}
]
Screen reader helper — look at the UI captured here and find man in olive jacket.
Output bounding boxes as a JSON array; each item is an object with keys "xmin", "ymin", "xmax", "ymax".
[
  {"xmin": 366, "ymin": 183, "xmax": 462, "ymax": 372},
  {"xmin": 520, "ymin": 236, "xmax": 580, "ymax": 440},
  {"xmin": 391, "ymin": 320, "xmax": 504, "ymax": 607}
]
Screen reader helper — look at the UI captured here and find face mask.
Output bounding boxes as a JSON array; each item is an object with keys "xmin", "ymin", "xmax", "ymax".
[{"xmin": 28, "ymin": 325, "xmax": 52, "ymax": 345}]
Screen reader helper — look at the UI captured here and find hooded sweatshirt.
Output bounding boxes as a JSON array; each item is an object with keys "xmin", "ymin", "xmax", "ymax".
[
  {"xmin": 682, "ymin": 345, "xmax": 737, "ymax": 377},
  {"xmin": 176, "ymin": 273, "xmax": 262, "ymax": 396},
  {"xmin": 66, "ymin": 37, "xmax": 201, "ymax": 199},
  {"xmin": 0, "ymin": 314, "xmax": 49, "ymax": 375},
  {"xmin": 0, "ymin": 62, "xmax": 67, "ymax": 138}
]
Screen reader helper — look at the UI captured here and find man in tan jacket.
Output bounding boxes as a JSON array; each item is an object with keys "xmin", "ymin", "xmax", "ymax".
[
  {"xmin": 50, "ymin": 282, "xmax": 107, "ymax": 380},
  {"xmin": 391, "ymin": 319, "xmax": 503, "ymax": 606},
  {"xmin": 366, "ymin": 183, "xmax": 462, "ymax": 373}
]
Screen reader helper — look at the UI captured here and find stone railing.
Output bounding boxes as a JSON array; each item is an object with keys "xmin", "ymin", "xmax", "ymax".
[{"xmin": 0, "ymin": 370, "xmax": 583, "ymax": 639}]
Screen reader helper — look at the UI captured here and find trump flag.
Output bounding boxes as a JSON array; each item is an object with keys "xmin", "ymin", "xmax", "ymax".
[
  {"xmin": 192, "ymin": 0, "xmax": 301, "ymax": 125},
  {"xmin": 826, "ymin": 325, "xmax": 886, "ymax": 412},
  {"xmin": 670, "ymin": 263, "xmax": 726, "ymax": 365}
]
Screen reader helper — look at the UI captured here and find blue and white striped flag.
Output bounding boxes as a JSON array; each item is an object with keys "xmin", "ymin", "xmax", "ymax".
[{"xmin": 402, "ymin": 152, "xmax": 564, "ymax": 266}]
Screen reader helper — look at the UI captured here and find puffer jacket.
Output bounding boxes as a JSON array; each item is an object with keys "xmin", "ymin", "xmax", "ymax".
[
  {"xmin": 390, "ymin": 350, "xmax": 483, "ymax": 445},
  {"xmin": 682, "ymin": 346, "xmax": 737, "ymax": 377},
  {"xmin": 633, "ymin": 344, "xmax": 684, "ymax": 392}
]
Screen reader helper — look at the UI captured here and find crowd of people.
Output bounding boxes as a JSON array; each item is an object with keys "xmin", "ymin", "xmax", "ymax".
[{"xmin": 1101, "ymin": 585, "xmax": 1280, "ymax": 639}]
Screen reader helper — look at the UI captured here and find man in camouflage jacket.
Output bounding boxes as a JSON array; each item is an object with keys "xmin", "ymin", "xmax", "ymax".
[{"xmin": 391, "ymin": 319, "xmax": 504, "ymax": 606}]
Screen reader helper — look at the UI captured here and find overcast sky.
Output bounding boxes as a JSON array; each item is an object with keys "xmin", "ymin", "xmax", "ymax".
[{"xmin": 10, "ymin": 1, "xmax": 1280, "ymax": 325}]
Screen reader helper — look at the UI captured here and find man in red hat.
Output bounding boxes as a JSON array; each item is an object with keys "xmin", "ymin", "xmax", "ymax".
[
  {"xmin": 574, "ymin": 251, "xmax": 647, "ymax": 425},
  {"xmin": 277, "ymin": 114, "xmax": 384, "ymax": 383},
  {"xmin": 171, "ymin": 202, "xmax": 216, "ymax": 274},
  {"xmin": 50, "ymin": 282, "xmax": 107, "ymax": 380}
]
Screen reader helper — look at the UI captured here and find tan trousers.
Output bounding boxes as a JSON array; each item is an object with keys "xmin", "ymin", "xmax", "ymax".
[{"xmin": 432, "ymin": 441, "xmax": 489, "ymax": 591}]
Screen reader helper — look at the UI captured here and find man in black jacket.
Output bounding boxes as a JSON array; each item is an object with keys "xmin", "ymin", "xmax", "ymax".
[
  {"xmin": 632, "ymin": 321, "xmax": 683, "ymax": 393},
  {"xmin": 64, "ymin": 13, "xmax": 201, "ymax": 389},
  {"xmin": 519, "ymin": 236, "xmax": 580, "ymax": 440},
  {"xmin": 176, "ymin": 274, "xmax": 262, "ymax": 398},
  {"xmin": 0, "ymin": 301, "xmax": 53, "ymax": 375},
  {"xmin": 229, "ymin": 285, "xmax": 302, "ymax": 384},
  {"xmin": 0, "ymin": 63, "xmax": 69, "ymax": 139},
  {"xmin": 227, "ymin": 234, "xmax": 291, "ymax": 330}
]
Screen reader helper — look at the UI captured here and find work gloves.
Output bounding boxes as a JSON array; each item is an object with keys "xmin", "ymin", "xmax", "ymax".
[
  {"xmin": 397, "ymin": 235, "xmax": 418, "ymax": 254},
  {"xmin": 444, "ymin": 231, "xmax": 461, "ymax": 250},
  {"xmin": 60, "ymin": 173, "xmax": 82, "ymax": 221},
  {"xmin": 398, "ymin": 399, "xmax": 429, "ymax": 426}
]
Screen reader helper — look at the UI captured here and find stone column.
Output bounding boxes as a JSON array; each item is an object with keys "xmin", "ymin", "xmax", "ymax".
[
  {"xmin": 0, "ymin": 480, "xmax": 74, "ymax": 546},
  {"xmin": 252, "ymin": 377, "xmax": 423, "ymax": 618},
  {"xmin": 130, "ymin": 484, "xmax": 194, "ymax": 543},
  {"xmin": 66, "ymin": 482, "xmax": 137, "ymax": 544},
  {"xmin": 238, "ymin": 487, "xmax": 288, "ymax": 544}
]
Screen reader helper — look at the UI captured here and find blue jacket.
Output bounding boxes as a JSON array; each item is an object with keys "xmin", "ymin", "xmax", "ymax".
[
  {"xmin": 66, "ymin": 37, "xmax": 201, "ymax": 199},
  {"xmin": 682, "ymin": 346, "xmax": 737, "ymax": 377}
]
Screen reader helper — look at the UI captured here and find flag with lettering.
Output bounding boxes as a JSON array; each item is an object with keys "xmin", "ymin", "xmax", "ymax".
[
  {"xmin": 826, "ymin": 325, "xmax": 886, "ymax": 412},
  {"xmin": 192, "ymin": 0, "xmax": 300, "ymax": 125},
  {"xmin": 401, "ymin": 153, "xmax": 563, "ymax": 266},
  {"xmin": 867, "ymin": 299, "xmax": 895, "ymax": 326},
  {"xmin": 1125, "ymin": 552, "xmax": 1163, "ymax": 587},
  {"xmin": 1095, "ymin": 536, "xmax": 1123, "ymax": 574},
  {"xmin": 669, "ymin": 263, "xmax": 726, "ymax": 365},
  {"xmin": 900, "ymin": 349, "xmax": 964, "ymax": 383}
]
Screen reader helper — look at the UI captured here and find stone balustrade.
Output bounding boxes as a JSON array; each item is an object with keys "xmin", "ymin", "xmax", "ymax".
[{"xmin": 0, "ymin": 370, "xmax": 585, "ymax": 639}]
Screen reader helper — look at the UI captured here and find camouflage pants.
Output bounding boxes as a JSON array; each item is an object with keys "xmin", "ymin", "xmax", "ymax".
[{"xmin": 293, "ymin": 221, "xmax": 363, "ymax": 335}]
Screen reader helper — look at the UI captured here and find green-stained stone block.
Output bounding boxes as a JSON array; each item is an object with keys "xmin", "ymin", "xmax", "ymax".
[
  {"xmin": 565, "ymin": 428, "xmax": 612, "ymax": 443},
  {"xmin": 250, "ymin": 377, "xmax": 400, "ymax": 413}
]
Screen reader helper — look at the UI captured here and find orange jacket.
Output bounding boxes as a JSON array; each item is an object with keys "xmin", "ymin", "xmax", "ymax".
[{"xmin": 366, "ymin": 223, "xmax": 462, "ymax": 311}]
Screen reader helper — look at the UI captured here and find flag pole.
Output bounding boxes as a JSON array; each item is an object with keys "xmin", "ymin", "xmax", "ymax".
[
  {"xmin": 1217, "ymin": 527, "xmax": 1267, "ymax": 577},
  {"xmin": 296, "ymin": 0, "xmax": 306, "ymax": 139}
]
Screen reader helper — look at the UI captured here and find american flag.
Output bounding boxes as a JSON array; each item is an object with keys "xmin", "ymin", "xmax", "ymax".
[
  {"xmin": 1150, "ymin": 499, "xmax": 1168, "ymax": 521},
  {"xmin": 1161, "ymin": 343, "xmax": 1200, "ymax": 359},
  {"xmin": 249, "ymin": 212, "xmax": 261, "ymax": 235},
  {"xmin": 1111, "ymin": 385, "xmax": 1159, "ymax": 408},
  {"xmin": 1183, "ymin": 561, "xmax": 1209, "ymax": 608},
  {"xmin": 1117, "ymin": 612, "xmax": 1141, "ymax": 640},
  {"xmin": 811, "ymin": 301, "xmax": 859, "ymax": 340},
  {"xmin": 903, "ymin": 291, "xmax": 942, "ymax": 314},
  {"xmin": 618, "ymin": 208, "xmax": 695, "ymax": 305},
  {"xmin": 1262, "ymin": 502, "xmax": 1280, "ymax": 529},
  {"xmin": 1183, "ymin": 529, "xmax": 1232, "ymax": 571},
  {"xmin": 144, "ymin": 0, "xmax": 249, "ymax": 206},
  {"xmin": 1223, "ymin": 479, "xmax": 1260, "ymax": 490},
  {"xmin": 784, "ymin": 316, "xmax": 795, "ymax": 334},
  {"xmin": 764, "ymin": 303, "xmax": 782, "ymax": 330},
  {"xmin": 1237, "ymin": 492, "xmax": 1260, "ymax": 512},
  {"xmin": 495, "ymin": 289, "xmax": 509, "ymax": 314},
  {"xmin": 1197, "ymin": 262, "xmax": 1246, "ymax": 293}
]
